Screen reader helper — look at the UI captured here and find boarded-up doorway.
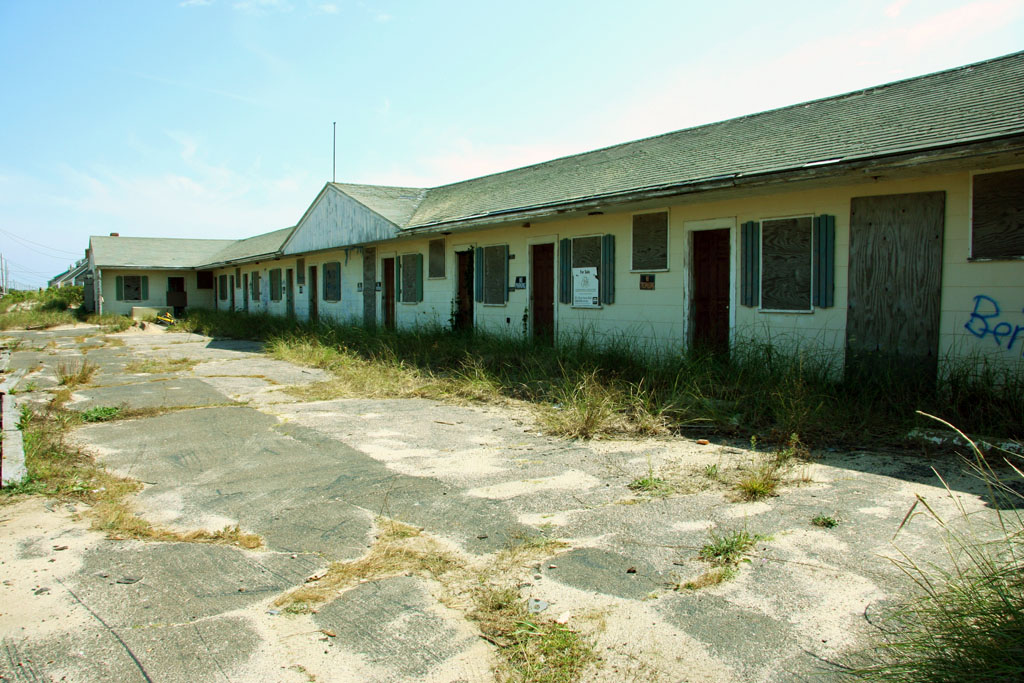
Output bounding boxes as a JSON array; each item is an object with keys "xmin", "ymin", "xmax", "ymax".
[
  {"xmin": 382, "ymin": 257, "xmax": 396, "ymax": 329},
  {"xmin": 847, "ymin": 191, "xmax": 945, "ymax": 379},
  {"xmin": 363, "ymin": 247, "xmax": 376, "ymax": 327},
  {"xmin": 455, "ymin": 250, "xmax": 474, "ymax": 331},
  {"xmin": 692, "ymin": 229, "xmax": 731, "ymax": 352},
  {"xmin": 308, "ymin": 265, "xmax": 318, "ymax": 323},
  {"xmin": 530, "ymin": 243, "xmax": 554, "ymax": 344}
]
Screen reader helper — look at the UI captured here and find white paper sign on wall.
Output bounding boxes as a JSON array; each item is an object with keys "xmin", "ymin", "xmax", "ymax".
[{"xmin": 572, "ymin": 267, "xmax": 599, "ymax": 307}]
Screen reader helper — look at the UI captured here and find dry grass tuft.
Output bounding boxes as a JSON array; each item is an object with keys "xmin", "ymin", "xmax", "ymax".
[
  {"xmin": 125, "ymin": 357, "xmax": 199, "ymax": 374},
  {"xmin": 273, "ymin": 518, "xmax": 464, "ymax": 611},
  {"xmin": 57, "ymin": 358, "xmax": 98, "ymax": 387}
]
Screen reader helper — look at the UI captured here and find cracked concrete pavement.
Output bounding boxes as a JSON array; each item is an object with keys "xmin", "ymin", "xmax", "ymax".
[{"xmin": 0, "ymin": 323, "xmax": 1010, "ymax": 682}]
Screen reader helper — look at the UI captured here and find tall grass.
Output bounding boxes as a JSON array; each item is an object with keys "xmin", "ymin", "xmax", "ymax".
[
  {"xmin": 846, "ymin": 415, "xmax": 1024, "ymax": 681},
  {"xmin": 171, "ymin": 309, "xmax": 1024, "ymax": 445}
]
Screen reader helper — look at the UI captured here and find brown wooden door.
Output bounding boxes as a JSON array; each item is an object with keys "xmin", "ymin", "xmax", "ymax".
[
  {"xmin": 308, "ymin": 265, "xmax": 318, "ymax": 322},
  {"xmin": 692, "ymin": 229, "xmax": 731, "ymax": 352},
  {"xmin": 531, "ymin": 243, "xmax": 554, "ymax": 344},
  {"xmin": 847, "ymin": 191, "xmax": 945, "ymax": 379},
  {"xmin": 382, "ymin": 257, "xmax": 396, "ymax": 329},
  {"xmin": 455, "ymin": 251, "xmax": 474, "ymax": 331}
]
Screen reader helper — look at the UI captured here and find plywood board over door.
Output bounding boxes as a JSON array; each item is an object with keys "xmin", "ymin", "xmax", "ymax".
[{"xmin": 847, "ymin": 191, "xmax": 945, "ymax": 378}]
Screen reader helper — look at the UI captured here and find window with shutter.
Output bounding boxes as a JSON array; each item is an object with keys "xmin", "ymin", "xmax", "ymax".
[
  {"xmin": 323, "ymin": 262, "xmax": 341, "ymax": 301},
  {"xmin": 218, "ymin": 275, "xmax": 228, "ymax": 300},
  {"xmin": 760, "ymin": 216, "xmax": 812, "ymax": 311},
  {"xmin": 399, "ymin": 253, "xmax": 422, "ymax": 303},
  {"xmin": 482, "ymin": 245, "xmax": 508, "ymax": 305},
  {"xmin": 568, "ymin": 235, "xmax": 614, "ymax": 307}
]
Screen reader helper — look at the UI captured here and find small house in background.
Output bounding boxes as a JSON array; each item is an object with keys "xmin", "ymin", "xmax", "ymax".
[{"xmin": 88, "ymin": 51, "xmax": 1024, "ymax": 375}]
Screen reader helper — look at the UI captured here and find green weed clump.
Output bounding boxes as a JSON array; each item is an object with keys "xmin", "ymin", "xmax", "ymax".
[
  {"xmin": 846, "ymin": 414, "xmax": 1024, "ymax": 681},
  {"xmin": 81, "ymin": 406, "xmax": 121, "ymax": 422},
  {"xmin": 170, "ymin": 309, "xmax": 1024, "ymax": 445}
]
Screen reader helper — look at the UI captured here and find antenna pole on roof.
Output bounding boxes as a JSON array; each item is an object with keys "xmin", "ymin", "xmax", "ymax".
[{"xmin": 332, "ymin": 121, "xmax": 336, "ymax": 183}]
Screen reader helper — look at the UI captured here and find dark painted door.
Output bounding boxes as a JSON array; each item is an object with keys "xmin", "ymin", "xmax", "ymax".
[
  {"xmin": 847, "ymin": 191, "xmax": 945, "ymax": 380},
  {"xmin": 308, "ymin": 265, "xmax": 318, "ymax": 322},
  {"xmin": 692, "ymin": 229, "xmax": 731, "ymax": 352},
  {"xmin": 242, "ymin": 273, "xmax": 249, "ymax": 312},
  {"xmin": 382, "ymin": 257, "xmax": 396, "ymax": 329},
  {"xmin": 285, "ymin": 268, "xmax": 294, "ymax": 317},
  {"xmin": 166, "ymin": 276, "xmax": 186, "ymax": 316},
  {"xmin": 455, "ymin": 250, "xmax": 474, "ymax": 331},
  {"xmin": 531, "ymin": 243, "xmax": 554, "ymax": 343}
]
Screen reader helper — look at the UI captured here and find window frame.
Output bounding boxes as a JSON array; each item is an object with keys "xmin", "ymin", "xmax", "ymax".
[
  {"xmin": 120, "ymin": 275, "xmax": 144, "ymax": 302},
  {"xmin": 322, "ymin": 261, "xmax": 341, "ymax": 302},
  {"xmin": 969, "ymin": 168, "xmax": 1024, "ymax": 261},
  {"xmin": 269, "ymin": 268, "xmax": 282, "ymax": 301},
  {"xmin": 630, "ymin": 210, "xmax": 670, "ymax": 272},
  {"xmin": 480, "ymin": 244, "xmax": 508, "ymax": 306},
  {"xmin": 398, "ymin": 252, "xmax": 423, "ymax": 304},
  {"xmin": 428, "ymin": 238, "xmax": 446, "ymax": 279},
  {"xmin": 758, "ymin": 214, "xmax": 815, "ymax": 314},
  {"xmin": 570, "ymin": 234, "xmax": 604, "ymax": 309}
]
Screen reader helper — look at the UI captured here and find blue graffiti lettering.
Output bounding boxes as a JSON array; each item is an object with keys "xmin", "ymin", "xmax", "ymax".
[{"xmin": 964, "ymin": 295, "xmax": 1024, "ymax": 356}]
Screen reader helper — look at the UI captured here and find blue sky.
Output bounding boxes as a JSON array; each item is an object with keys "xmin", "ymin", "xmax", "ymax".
[{"xmin": 1, "ymin": 0, "xmax": 1022, "ymax": 288}]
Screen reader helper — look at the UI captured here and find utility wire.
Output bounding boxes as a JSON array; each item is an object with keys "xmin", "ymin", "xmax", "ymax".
[{"xmin": 0, "ymin": 227, "xmax": 83, "ymax": 257}]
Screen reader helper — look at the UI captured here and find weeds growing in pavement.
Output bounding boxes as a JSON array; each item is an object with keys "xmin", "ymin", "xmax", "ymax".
[
  {"xmin": 844, "ymin": 414, "xmax": 1024, "ymax": 681},
  {"xmin": 56, "ymin": 358, "xmax": 97, "ymax": 387},
  {"xmin": 0, "ymin": 393, "xmax": 262, "ymax": 549}
]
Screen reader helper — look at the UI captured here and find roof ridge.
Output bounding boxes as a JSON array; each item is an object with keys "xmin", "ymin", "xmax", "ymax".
[{"xmin": 420, "ymin": 50, "xmax": 1024, "ymax": 194}]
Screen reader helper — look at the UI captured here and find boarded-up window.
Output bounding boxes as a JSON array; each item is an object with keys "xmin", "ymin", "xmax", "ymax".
[
  {"xmin": 323, "ymin": 262, "xmax": 341, "ymax": 301},
  {"xmin": 761, "ymin": 217, "xmax": 812, "ymax": 310},
  {"xmin": 250, "ymin": 272, "xmax": 261, "ymax": 301},
  {"xmin": 197, "ymin": 270, "xmax": 213, "ymax": 289},
  {"xmin": 269, "ymin": 268, "xmax": 282, "ymax": 301},
  {"xmin": 972, "ymin": 168, "xmax": 1024, "ymax": 259},
  {"xmin": 296, "ymin": 258, "xmax": 306, "ymax": 285},
  {"xmin": 218, "ymin": 275, "xmax": 228, "ymax": 300},
  {"xmin": 571, "ymin": 236, "xmax": 601, "ymax": 307},
  {"xmin": 632, "ymin": 212, "xmax": 668, "ymax": 271},
  {"xmin": 428, "ymin": 239, "xmax": 445, "ymax": 279},
  {"xmin": 116, "ymin": 275, "xmax": 147, "ymax": 302},
  {"xmin": 399, "ymin": 253, "xmax": 423, "ymax": 303},
  {"xmin": 482, "ymin": 245, "xmax": 508, "ymax": 305}
]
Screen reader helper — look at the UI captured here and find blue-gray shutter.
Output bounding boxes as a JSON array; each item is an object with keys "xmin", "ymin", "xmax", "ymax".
[
  {"xmin": 558, "ymin": 238, "xmax": 571, "ymax": 304},
  {"xmin": 115, "ymin": 276, "xmax": 123, "ymax": 301},
  {"xmin": 812, "ymin": 214, "xmax": 835, "ymax": 308},
  {"xmin": 741, "ymin": 221, "xmax": 760, "ymax": 307},
  {"xmin": 600, "ymin": 234, "xmax": 615, "ymax": 305},
  {"xmin": 474, "ymin": 247, "xmax": 484, "ymax": 303},
  {"xmin": 140, "ymin": 276, "xmax": 149, "ymax": 301}
]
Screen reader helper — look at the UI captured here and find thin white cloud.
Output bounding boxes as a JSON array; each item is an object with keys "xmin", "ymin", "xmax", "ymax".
[
  {"xmin": 885, "ymin": 0, "xmax": 912, "ymax": 17},
  {"xmin": 316, "ymin": 3, "xmax": 339, "ymax": 14},
  {"xmin": 180, "ymin": 0, "xmax": 213, "ymax": 6},
  {"xmin": 232, "ymin": 0, "xmax": 294, "ymax": 14}
]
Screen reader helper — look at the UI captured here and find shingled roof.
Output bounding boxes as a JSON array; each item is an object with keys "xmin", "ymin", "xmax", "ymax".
[
  {"xmin": 90, "ymin": 236, "xmax": 235, "ymax": 269},
  {"xmin": 336, "ymin": 51, "xmax": 1024, "ymax": 230},
  {"xmin": 205, "ymin": 226, "xmax": 295, "ymax": 266}
]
